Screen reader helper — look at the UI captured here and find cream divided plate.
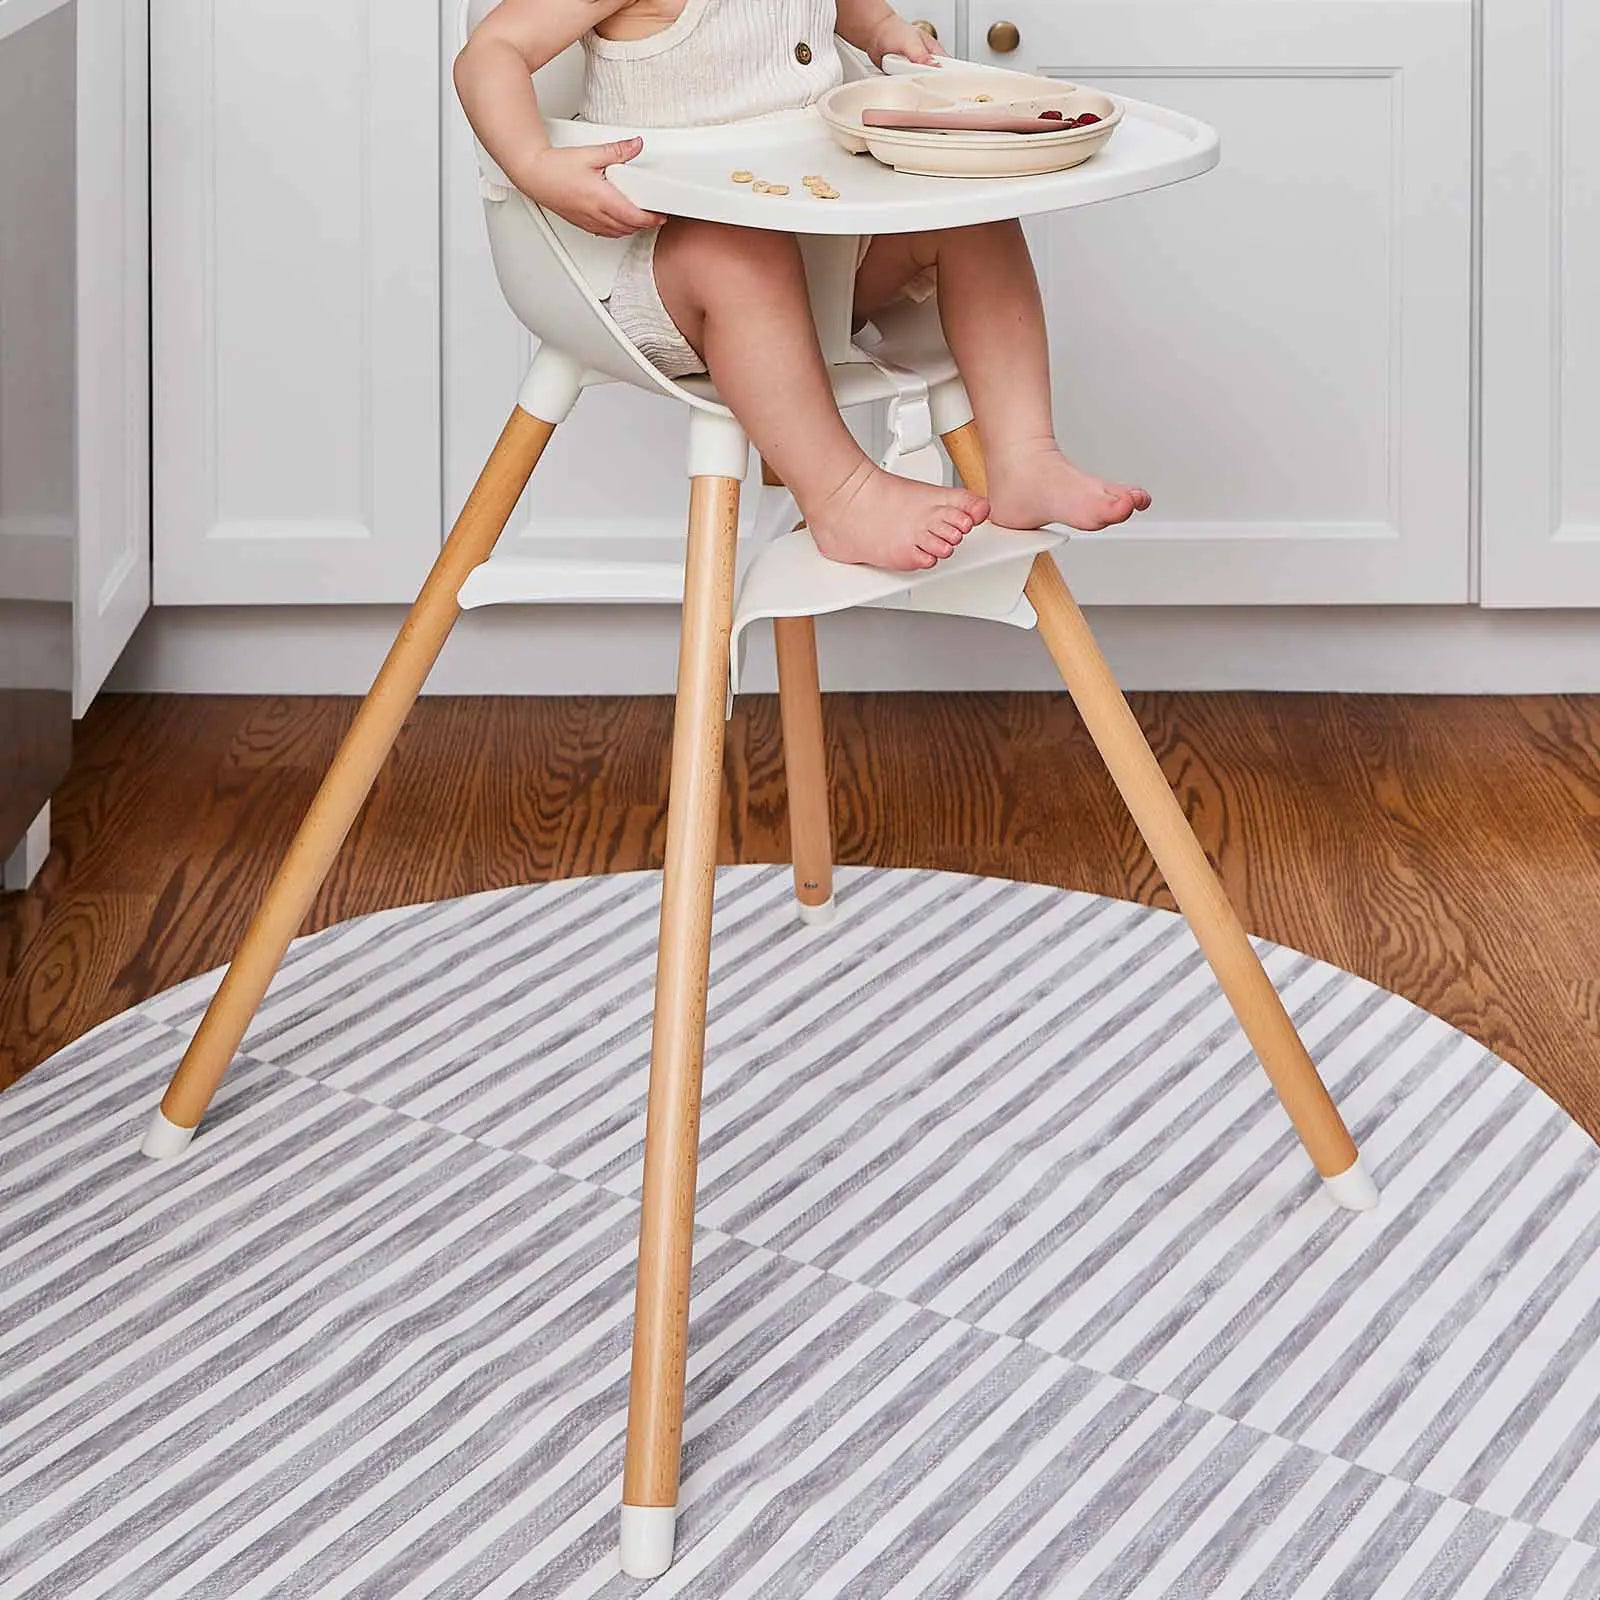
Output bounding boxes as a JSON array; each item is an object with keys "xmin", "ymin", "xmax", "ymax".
[{"xmin": 819, "ymin": 68, "xmax": 1122, "ymax": 179}]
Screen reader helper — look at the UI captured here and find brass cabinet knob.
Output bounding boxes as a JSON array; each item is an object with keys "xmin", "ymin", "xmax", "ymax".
[
  {"xmin": 987, "ymin": 20, "xmax": 1022, "ymax": 53},
  {"xmin": 913, "ymin": 19, "xmax": 940, "ymax": 38}
]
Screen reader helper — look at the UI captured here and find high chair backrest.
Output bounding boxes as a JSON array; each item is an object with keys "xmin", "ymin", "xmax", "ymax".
[{"xmin": 456, "ymin": 2, "xmax": 878, "ymax": 409}]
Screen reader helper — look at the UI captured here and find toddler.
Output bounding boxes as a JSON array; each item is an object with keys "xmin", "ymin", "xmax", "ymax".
[{"xmin": 455, "ymin": 0, "xmax": 1150, "ymax": 572}]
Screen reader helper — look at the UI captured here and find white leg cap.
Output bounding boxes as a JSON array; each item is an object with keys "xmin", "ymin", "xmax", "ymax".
[
  {"xmin": 142, "ymin": 1109, "xmax": 197, "ymax": 1161},
  {"xmin": 797, "ymin": 896, "xmax": 837, "ymax": 928},
  {"xmin": 1323, "ymin": 1155, "xmax": 1379, "ymax": 1212},
  {"xmin": 620, "ymin": 1504, "xmax": 677, "ymax": 1579}
]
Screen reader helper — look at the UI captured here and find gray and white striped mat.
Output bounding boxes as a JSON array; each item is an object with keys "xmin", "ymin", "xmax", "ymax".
[{"xmin": 3, "ymin": 867, "xmax": 1598, "ymax": 1599}]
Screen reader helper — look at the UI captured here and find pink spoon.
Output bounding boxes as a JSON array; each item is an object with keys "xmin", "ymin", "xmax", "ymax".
[{"xmin": 861, "ymin": 107, "xmax": 1097, "ymax": 135}]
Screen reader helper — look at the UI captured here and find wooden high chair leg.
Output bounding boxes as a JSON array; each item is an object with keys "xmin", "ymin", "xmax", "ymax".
[
  {"xmin": 775, "ymin": 617, "xmax": 836, "ymax": 925},
  {"xmin": 760, "ymin": 463, "xmax": 835, "ymax": 925},
  {"xmin": 140, "ymin": 406, "xmax": 559, "ymax": 1159},
  {"xmin": 761, "ymin": 460, "xmax": 838, "ymax": 928},
  {"xmin": 942, "ymin": 422, "xmax": 1378, "ymax": 1212},
  {"xmin": 759, "ymin": 462, "xmax": 834, "ymax": 922},
  {"xmin": 621, "ymin": 473, "xmax": 742, "ymax": 1580}
]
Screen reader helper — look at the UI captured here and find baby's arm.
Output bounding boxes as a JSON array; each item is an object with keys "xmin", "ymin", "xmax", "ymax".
[
  {"xmin": 453, "ymin": 0, "xmax": 665, "ymax": 238},
  {"xmin": 834, "ymin": 0, "xmax": 947, "ymax": 68}
]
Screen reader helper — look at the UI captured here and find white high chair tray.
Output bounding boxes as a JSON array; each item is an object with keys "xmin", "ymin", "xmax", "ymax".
[{"xmin": 568, "ymin": 93, "xmax": 1218, "ymax": 235}]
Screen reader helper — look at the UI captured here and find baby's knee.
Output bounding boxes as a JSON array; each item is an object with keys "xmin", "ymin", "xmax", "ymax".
[{"xmin": 950, "ymin": 218, "xmax": 1026, "ymax": 254}]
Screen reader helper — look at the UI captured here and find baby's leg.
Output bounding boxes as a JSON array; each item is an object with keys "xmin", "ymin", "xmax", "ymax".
[
  {"xmin": 653, "ymin": 220, "xmax": 988, "ymax": 572},
  {"xmin": 856, "ymin": 224, "xmax": 1151, "ymax": 533}
]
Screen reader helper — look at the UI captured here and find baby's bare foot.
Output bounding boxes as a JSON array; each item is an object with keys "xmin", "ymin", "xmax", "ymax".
[
  {"xmin": 805, "ymin": 464, "xmax": 991, "ymax": 572},
  {"xmin": 988, "ymin": 446, "xmax": 1151, "ymax": 533}
]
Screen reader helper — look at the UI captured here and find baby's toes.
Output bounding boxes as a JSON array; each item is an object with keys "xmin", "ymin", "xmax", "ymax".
[
  {"xmin": 890, "ymin": 530, "xmax": 935, "ymax": 569},
  {"xmin": 954, "ymin": 491, "xmax": 991, "ymax": 525},
  {"xmin": 919, "ymin": 529, "xmax": 959, "ymax": 562},
  {"xmin": 935, "ymin": 513, "xmax": 971, "ymax": 546},
  {"xmin": 1102, "ymin": 489, "xmax": 1138, "ymax": 524}
]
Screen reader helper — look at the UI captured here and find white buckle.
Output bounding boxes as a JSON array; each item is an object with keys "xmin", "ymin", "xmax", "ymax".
[
  {"xmin": 853, "ymin": 345, "xmax": 944, "ymax": 485},
  {"xmin": 892, "ymin": 393, "xmax": 935, "ymax": 458}
]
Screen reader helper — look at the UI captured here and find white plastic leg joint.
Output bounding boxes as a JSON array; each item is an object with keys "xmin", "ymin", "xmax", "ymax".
[
  {"xmin": 1323, "ymin": 1155, "xmax": 1380, "ymax": 1212},
  {"xmin": 620, "ymin": 1504, "xmax": 677, "ymax": 1579},
  {"xmin": 142, "ymin": 1109, "xmax": 197, "ymax": 1161},
  {"xmin": 930, "ymin": 376, "xmax": 976, "ymax": 438},
  {"xmin": 688, "ymin": 409, "xmax": 751, "ymax": 482},
  {"xmin": 517, "ymin": 347, "xmax": 586, "ymax": 426}
]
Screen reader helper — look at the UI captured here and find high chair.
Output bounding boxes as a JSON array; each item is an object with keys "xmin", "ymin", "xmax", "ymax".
[{"xmin": 139, "ymin": 16, "xmax": 1380, "ymax": 1581}]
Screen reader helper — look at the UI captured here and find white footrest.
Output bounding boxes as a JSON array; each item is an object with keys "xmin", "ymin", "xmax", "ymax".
[
  {"xmin": 458, "ymin": 537, "xmax": 695, "ymax": 608},
  {"xmin": 728, "ymin": 518, "xmax": 1065, "ymax": 693},
  {"xmin": 456, "ymin": 516, "xmax": 1065, "ymax": 632}
]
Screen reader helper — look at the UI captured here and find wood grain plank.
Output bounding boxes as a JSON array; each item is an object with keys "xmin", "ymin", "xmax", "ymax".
[{"xmin": 2, "ymin": 691, "xmax": 1596, "ymax": 1138}]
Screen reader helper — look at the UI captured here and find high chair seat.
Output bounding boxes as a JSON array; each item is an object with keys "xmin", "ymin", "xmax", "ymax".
[
  {"xmin": 137, "ymin": 16, "xmax": 1381, "ymax": 1589},
  {"xmin": 454, "ymin": 295, "xmax": 985, "ymax": 615}
]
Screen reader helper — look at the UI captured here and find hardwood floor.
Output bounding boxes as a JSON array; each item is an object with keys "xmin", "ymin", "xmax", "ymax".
[{"xmin": 2, "ymin": 692, "xmax": 1597, "ymax": 1137}]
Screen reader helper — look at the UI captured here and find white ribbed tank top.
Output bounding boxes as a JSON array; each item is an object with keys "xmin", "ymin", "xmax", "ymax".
[{"xmin": 581, "ymin": 0, "xmax": 845, "ymax": 128}]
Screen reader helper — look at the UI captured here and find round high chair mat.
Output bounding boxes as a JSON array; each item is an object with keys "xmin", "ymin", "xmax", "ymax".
[{"xmin": 3, "ymin": 867, "xmax": 1600, "ymax": 1599}]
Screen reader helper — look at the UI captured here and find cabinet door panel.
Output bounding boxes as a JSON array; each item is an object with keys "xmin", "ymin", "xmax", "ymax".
[
  {"xmin": 76, "ymin": 0, "xmax": 151, "ymax": 708},
  {"xmin": 153, "ymin": 0, "xmax": 440, "ymax": 605},
  {"xmin": 0, "ymin": 4, "xmax": 76, "ymax": 619},
  {"xmin": 1481, "ymin": 0, "xmax": 1600, "ymax": 606},
  {"xmin": 972, "ymin": 1, "xmax": 1472, "ymax": 605}
]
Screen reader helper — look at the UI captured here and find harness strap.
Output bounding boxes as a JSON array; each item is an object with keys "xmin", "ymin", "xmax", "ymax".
[{"xmin": 850, "ymin": 342, "xmax": 946, "ymax": 486}]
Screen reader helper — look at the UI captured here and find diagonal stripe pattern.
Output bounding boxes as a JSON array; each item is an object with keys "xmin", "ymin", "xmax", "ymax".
[{"xmin": 3, "ymin": 867, "xmax": 1598, "ymax": 1598}]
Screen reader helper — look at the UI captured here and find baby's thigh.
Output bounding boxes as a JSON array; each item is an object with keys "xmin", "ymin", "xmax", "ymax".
[
  {"xmin": 853, "ymin": 232, "xmax": 940, "ymax": 321},
  {"xmin": 656, "ymin": 219, "xmax": 805, "ymax": 305}
]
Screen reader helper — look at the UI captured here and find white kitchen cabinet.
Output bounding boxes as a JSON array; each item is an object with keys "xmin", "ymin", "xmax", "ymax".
[
  {"xmin": 0, "ymin": 3, "xmax": 76, "ymax": 634},
  {"xmin": 75, "ymin": 0, "xmax": 151, "ymax": 708},
  {"xmin": 1480, "ymin": 0, "xmax": 1600, "ymax": 607},
  {"xmin": 0, "ymin": 0, "xmax": 150, "ymax": 713},
  {"xmin": 160, "ymin": 0, "xmax": 1481, "ymax": 625},
  {"xmin": 152, "ymin": 0, "xmax": 442, "ymax": 605},
  {"xmin": 969, "ymin": 0, "xmax": 1473, "ymax": 606}
]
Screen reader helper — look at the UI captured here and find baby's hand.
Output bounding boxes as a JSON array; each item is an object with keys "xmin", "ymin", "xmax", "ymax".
[
  {"xmin": 866, "ymin": 15, "xmax": 947, "ymax": 69},
  {"xmin": 524, "ymin": 139, "xmax": 667, "ymax": 238}
]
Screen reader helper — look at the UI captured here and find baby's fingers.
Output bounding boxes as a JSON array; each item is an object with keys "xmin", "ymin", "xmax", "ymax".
[
  {"xmin": 899, "ymin": 28, "xmax": 946, "ymax": 65},
  {"xmin": 583, "ymin": 135, "xmax": 645, "ymax": 170},
  {"xmin": 577, "ymin": 200, "xmax": 636, "ymax": 238},
  {"xmin": 603, "ymin": 192, "xmax": 667, "ymax": 234}
]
